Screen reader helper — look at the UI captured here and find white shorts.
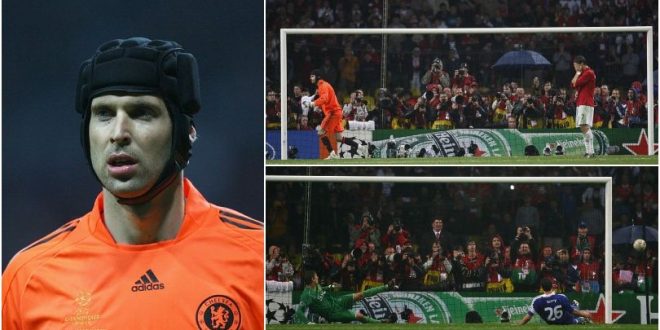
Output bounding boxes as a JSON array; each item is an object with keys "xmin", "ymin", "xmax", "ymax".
[{"xmin": 575, "ymin": 105, "xmax": 594, "ymax": 127}]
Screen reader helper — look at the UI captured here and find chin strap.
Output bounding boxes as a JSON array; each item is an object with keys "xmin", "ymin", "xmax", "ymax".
[{"xmin": 115, "ymin": 162, "xmax": 180, "ymax": 205}]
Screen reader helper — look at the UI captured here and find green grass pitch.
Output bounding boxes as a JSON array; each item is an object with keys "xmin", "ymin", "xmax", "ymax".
[
  {"xmin": 267, "ymin": 324, "xmax": 656, "ymax": 329},
  {"xmin": 267, "ymin": 155, "xmax": 658, "ymax": 165}
]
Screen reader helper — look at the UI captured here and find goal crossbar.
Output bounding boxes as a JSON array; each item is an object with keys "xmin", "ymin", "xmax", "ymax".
[
  {"xmin": 266, "ymin": 175, "xmax": 615, "ymax": 323},
  {"xmin": 282, "ymin": 26, "xmax": 652, "ymax": 35},
  {"xmin": 278, "ymin": 26, "xmax": 655, "ymax": 159}
]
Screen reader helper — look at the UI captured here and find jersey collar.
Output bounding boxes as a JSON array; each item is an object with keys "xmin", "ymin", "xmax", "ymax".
[{"xmin": 87, "ymin": 178, "xmax": 215, "ymax": 249}]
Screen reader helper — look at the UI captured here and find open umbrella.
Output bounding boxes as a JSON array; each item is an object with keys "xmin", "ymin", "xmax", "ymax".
[
  {"xmin": 492, "ymin": 50, "xmax": 552, "ymax": 86},
  {"xmin": 612, "ymin": 225, "xmax": 658, "ymax": 244},
  {"xmin": 492, "ymin": 50, "xmax": 552, "ymax": 68}
]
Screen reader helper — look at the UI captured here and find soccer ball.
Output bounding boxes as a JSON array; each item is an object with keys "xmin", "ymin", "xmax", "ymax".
[{"xmin": 633, "ymin": 239, "xmax": 647, "ymax": 252}]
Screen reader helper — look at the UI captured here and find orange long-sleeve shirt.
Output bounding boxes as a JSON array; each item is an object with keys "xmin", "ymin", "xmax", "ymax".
[
  {"xmin": 313, "ymin": 79, "xmax": 342, "ymax": 116},
  {"xmin": 2, "ymin": 179, "xmax": 263, "ymax": 330}
]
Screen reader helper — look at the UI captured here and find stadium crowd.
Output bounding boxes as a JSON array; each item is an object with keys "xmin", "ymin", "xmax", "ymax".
[
  {"xmin": 266, "ymin": 78, "xmax": 653, "ymax": 130},
  {"xmin": 265, "ymin": 0, "xmax": 657, "ymax": 130},
  {"xmin": 266, "ymin": 166, "xmax": 657, "ymax": 295}
]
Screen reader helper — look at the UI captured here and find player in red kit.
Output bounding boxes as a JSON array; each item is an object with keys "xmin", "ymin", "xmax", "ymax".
[{"xmin": 570, "ymin": 55, "xmax": 597, "ymax": 158}]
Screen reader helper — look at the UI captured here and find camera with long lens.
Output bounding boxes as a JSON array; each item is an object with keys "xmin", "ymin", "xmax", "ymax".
[
  {"xmin": 517, "ymin": 226, "xmax": 531, "ymax": 239},
  {"xmin": 432, "ymin": 58, "xmax": 442, "ymax": 71}
]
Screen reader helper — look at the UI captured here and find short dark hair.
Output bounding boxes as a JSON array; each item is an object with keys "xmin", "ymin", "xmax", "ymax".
[
  {"xmin": 573, "ymin": 55, "xmax": 586, "ymax": 64},
  {"xmin": 310, "ymin": 69, "xmax": 323, "ymax": 79},
  {"xmin": 540, "ymin": 278, "xmax": 553, "ymax": 291}
]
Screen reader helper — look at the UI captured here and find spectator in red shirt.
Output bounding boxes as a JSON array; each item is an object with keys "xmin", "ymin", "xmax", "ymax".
[
  {"xmin": 511, "ymin": 242, "xmax": 538, "ymax": 291},
  {"xmin": 455, "ymin": 240, "xmax": 486, "ymax": 291},
  {"xmin": 381, "ymin": 219, "xmax": 410, "ymax": 249},
  {"xmin": 485, "ymin": 235, "xmax": 512, "ymax": 292},
  {"xmin": 576, "ymin": 248, "xmax": 601, "ymax": 294},
  {"xmin": 422, "ymin": 242, "xmax": 455, "ymax": 290},
  {"xmin": 625, "ymin": 88, "xmax": 645, "ymax": 127},
  {"xmin": 451, "ymin": 63, "xmax": 476, "ymax": 91}
]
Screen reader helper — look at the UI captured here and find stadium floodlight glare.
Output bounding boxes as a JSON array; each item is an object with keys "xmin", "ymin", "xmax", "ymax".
[
  {"xmin": 266, "ymin": 175, "xmax": 614, "ymax": 323},
  {"xmin": 278, "ymin": 26, "xmax": 655, "ymax": 159}
]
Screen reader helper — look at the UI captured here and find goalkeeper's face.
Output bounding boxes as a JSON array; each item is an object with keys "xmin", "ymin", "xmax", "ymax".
[
  {"xmin": 89, "ymin": 94, "xmax": 172, "ymax": 198},
  {"xmin": 309, "ymin": 74, "xmax": 318, "ymax": 85}
]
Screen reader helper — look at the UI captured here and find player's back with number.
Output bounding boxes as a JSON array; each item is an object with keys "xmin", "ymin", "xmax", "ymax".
[
  {"xmin": 531, "ymin": 293, "xmax": 575, "ymax": 324},
  {"xmin": 520, "ymin": 278, "xmax": 591, "ymax": 326}
]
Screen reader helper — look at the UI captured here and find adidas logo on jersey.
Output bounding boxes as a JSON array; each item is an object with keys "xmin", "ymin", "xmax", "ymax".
[{"xmin": 131, "ymin": 269, "xmax": 165, "ymax": 292}]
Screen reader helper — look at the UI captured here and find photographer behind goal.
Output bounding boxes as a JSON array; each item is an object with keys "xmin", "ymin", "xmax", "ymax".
[{"xmin": 512, "ymin": 94, "xmax": 541, "ymax": 128}]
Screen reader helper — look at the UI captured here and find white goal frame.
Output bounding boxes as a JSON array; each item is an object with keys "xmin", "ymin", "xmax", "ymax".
[
  {"xmin": 278, "ymin": 26, "xmax": 655, "ymax": 159},
  {"xmin": 266, "ymin": 175, "xmax": 615, "ymax": 323}
]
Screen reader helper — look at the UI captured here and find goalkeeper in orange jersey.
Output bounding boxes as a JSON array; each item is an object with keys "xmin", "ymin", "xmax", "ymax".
[
  {"xmin": 2, "ymin": 37, "xmax": 263, "ymax": 329},
  {"xmin": 304, "ymin": 69, "xmax": 359, "ymax": 159}
]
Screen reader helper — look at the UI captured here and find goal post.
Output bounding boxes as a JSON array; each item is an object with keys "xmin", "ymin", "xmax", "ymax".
[
  {"xmin": 266, "ymin": 175, "xmax": 615, "ymax": 323},
  {"xmin": 278, "ymin": 26, "xmax": 655, "ymax": 159}
]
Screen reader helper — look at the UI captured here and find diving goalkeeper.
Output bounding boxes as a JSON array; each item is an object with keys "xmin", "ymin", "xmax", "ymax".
[{"xmin": 294, "ymin": 270, "xmax": 397, "ymax": 324}]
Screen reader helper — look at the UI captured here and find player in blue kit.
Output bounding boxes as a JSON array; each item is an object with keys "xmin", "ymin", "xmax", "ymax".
[{"xmin": 519, "ymin": 278, "xmax": 592, "ymax": 325}]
